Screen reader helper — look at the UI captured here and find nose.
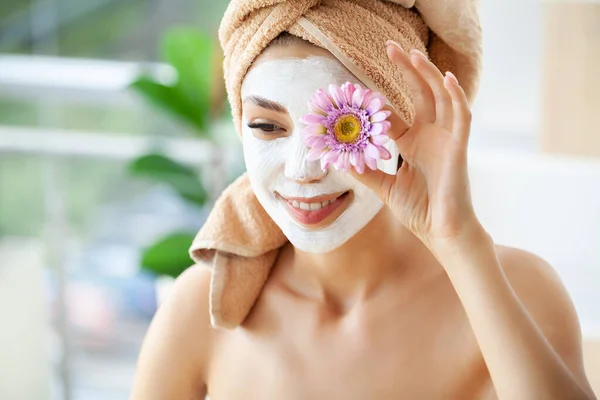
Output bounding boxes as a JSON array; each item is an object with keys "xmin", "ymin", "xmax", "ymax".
[{"xmin": 284, "ymin": 133, "xmax": 327, "ymax": 183}]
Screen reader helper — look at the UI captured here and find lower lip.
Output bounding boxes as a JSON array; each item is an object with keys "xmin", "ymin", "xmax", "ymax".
[{"xmin": 282, "ymin": 192, "xmax": 349, "ymax": 226}]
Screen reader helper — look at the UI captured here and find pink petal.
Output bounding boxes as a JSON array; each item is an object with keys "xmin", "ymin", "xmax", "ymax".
[
  {"xmin": 342, "ymin": 152, "xmax": 351, "ymax": 171},
  {"xmin": 329, "ymin": 84, "xmax": 347, "ymax": 108},
  {"xmin": 301, "ymin": 113, "xmax": 326, "ymax": 125},
  {"xmin": 354, "ymin": 153, "xmax": 366, "ymax": 174},
  {"xmin": 311, "ymin": 90, "xmax": 335, "ymax": 114},
  {"xmin": 370, "ymin": 110, "xmax": 391, "ymax": 123},
  {"xmin": 303, "ymin": 133, "xmax": 320, "ymax": 145},
  {"xmin": 361, "ymin": 90, "xmax": 374, "ymax": 109},
  {"xmin": 323, "ymin": 149, "xmax": 341, "ymax": 164},
  {"xmin": 365, "ymin": 156, "xmax": 378, "ymax": 171},
  {"xmin": 371, "ymin": 134, "xmax": 389, "ymax": 145},
  {"xmin": 365, "ymin": 142, "xmax": 380, "ymax": 159},
  {"xmin": 366, "ymin": 97, "xmax": 383, "ymax": 114},
  {"xmin": 321, "ymin": 158, "xmax": 331, "ymax": 171},
  {"xmin": 307, "ymin": 100, "xmax": 325, "ymax": 116},
  {"xmin": 380, "ymin": 120, "xmax": 392, "ymax": 133},
  {"xmin": 369, "ymin": 123, "xmax": 383, "ymax": 136},
  {"xmin": 306, "ymin": 147, "xmax": 326, "ymax": 161},
  {"xmin": 352, "ymin": 87, "xmax": 365, "ymax": 108},
  {"xmin": 309, "ymin": 135, "xmax": 328, "ymax": 150},
  {"xmin": 332, "ymin": 151, "xmax": 350, "ymax": 171},
  {"xmin": 375, "ymin": 144, "xmax": 392, "ymax": 160},
  {"xmin": 333, "ymin": 157, "xmax": 344, "ymax": 170},
  {"xmin": 342, "ymin": 82, "xmax": 356, "ymax": 104},
  {"xmin": 350, "ymin": 151, "xmax": 358, "ymax": 167},
  {"xmin": 305, "ymin": 124, "xmax": 327, "ymax": 135},
  {"xmin": 350, "ymin": 151, "xmax": 366, "ymax": 174}
]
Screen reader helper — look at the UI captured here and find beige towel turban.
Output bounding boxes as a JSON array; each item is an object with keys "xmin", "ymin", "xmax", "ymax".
[{"xmin": 191, "ymin": 0, "xmax": 483, "ymax": 329}]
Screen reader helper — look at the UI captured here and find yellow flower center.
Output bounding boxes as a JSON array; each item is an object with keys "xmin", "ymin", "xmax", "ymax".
[{"xmin": 333, "ymin": 114, "xmax": 362, "ymax": 144}]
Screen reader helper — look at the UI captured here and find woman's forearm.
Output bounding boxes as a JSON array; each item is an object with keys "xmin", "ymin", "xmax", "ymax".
[{"xmin": 431, "ymin": 226, "xmax": 592, "ymax": 400}]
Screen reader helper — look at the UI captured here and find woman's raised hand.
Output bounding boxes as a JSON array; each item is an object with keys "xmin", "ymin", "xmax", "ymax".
[{"xmin": 351, "ymin": 40, "xmax": 482, "ymax": 249}]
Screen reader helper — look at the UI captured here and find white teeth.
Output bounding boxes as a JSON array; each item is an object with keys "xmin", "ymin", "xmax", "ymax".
[{"xmin": 286, "ymin": 195, "xmax": 342, "ymax": 211}]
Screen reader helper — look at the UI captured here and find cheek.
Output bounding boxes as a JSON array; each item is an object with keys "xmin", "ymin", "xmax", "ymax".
[{"xmin": 242, "ymin": 130, "xmax": 287, "ymax": 188}]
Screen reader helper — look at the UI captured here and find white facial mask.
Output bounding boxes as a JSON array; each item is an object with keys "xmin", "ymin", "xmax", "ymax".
[{"xmin": 241, "ymin": 56, "xmax": 399, "ymax": 254}]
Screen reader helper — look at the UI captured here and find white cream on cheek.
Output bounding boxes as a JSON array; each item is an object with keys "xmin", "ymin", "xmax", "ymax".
[{"xmin": 241, "ymin": 56, "xmax": 399, "ymax": 253}]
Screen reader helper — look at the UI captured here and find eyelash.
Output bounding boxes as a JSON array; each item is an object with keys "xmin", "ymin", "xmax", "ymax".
[{"xmin": 247, "ymin": 122, "xmax": 284, "ymax": 134}]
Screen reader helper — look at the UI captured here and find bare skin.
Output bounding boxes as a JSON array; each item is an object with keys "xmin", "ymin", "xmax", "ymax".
[{"xmin": 130, "ymin": 40, "xmax": 596, "ymax": 400}]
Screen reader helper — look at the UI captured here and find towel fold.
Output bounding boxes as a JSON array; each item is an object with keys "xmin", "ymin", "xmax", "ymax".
[{"xmin": 190, "ymin": 0, "xmax": 483, "ymax": 329}]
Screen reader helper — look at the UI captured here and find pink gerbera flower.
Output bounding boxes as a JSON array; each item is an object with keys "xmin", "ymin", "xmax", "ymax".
[{"xmin": 300, "ymin": 82, "xmax": 392, "ymax": 174}]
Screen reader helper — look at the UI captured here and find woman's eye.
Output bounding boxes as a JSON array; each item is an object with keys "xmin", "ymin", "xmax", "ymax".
[{"xmin": 247, "ymin": 122, "xmax": 284, "ymax": 134}]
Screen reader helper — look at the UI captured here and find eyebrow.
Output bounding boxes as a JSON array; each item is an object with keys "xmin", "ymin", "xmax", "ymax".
[{"xmin": 243, "ymin": 95, "xmax": 288, "ymax": 114}]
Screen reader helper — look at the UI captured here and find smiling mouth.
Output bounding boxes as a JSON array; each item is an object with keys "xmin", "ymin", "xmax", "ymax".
[{"xmin": 277, "ymin": 191, "xmax": 352, "ymax": 226}]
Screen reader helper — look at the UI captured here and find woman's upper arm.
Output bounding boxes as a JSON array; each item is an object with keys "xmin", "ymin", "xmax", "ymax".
[{"xmin": 130, "ymin": 265, "xmax": 214, "ymax": 400}]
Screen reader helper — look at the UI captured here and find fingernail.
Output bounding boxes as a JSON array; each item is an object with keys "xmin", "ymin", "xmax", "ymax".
[
  {"xmin": 446, "ymin": 71, "xmax": 459, "ymax": 84},
  {"xmin": 386, "ymin": 40, "xmax": 403, "ymax": 52},
  {"xmin": 410, "ymin": 49, "xmax": 428, "ymax": 60}
]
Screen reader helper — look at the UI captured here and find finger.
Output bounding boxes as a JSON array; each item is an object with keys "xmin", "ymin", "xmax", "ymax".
[
  {"xmin": 444, "ymin": 71, "xmax": 472, "ymax": 144},
  {"xmin": 386, "ymin": 41, "xmax": 436, "ymax": 123},
  {"xmin": 349, "ymin": 166, "xmax": 396, "ymax": 204},
  {"xmin": 382, "ymin": 105, "xmax": 410, "ymax": 142},
  {"xmin": 409, "ymin": 49, "xmax": 453, "ymax": 131}
]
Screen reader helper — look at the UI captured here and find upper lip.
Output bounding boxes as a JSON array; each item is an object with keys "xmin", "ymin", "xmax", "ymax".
[{"xmin": 278, "ymin": 190, "xmax": 348, "ymax": 204}]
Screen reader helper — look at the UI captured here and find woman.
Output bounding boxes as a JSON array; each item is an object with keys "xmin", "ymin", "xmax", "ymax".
[{"xmin": 130, "ymin": 1, "xmax": 596, "ymax": 399}]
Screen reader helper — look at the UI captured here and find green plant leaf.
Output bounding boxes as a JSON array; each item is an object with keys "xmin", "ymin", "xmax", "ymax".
[
  {"xmin": 141, "ymin": 232, "xmax": 196, "ymax": 278},
  {"xmin": 130, "ymin": 77, "xmax": 209, "ymax": 133},
  {"xmin": 129, "ymin": 154, "xmax": 207, "ymax": 206},
  {"xmin": 162, "ymin": 28, "xmax": 213, "ymax": 134},
  {"xmin": 161, "ymin": 28, "xmax": 212, "ymax": 108}
]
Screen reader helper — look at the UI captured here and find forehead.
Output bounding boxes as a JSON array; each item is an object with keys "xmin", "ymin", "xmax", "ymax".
[{"xmin": 241, "ymin": 56, "xmax": 360, "ymax": 109}]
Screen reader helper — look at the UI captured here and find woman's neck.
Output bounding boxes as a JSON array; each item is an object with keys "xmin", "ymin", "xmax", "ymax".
[{"xmin": 276, "ymin": 207, "xmax": 442, "ymax": 310}]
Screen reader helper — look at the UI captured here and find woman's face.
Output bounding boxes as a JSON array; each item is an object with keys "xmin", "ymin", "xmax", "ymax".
[{"xmin": 241, "ymin": 42, "xmax": 399, "ymax": 254}]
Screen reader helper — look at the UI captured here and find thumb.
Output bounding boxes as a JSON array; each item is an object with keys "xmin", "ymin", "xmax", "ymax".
[{"xmin": 348, "ymin": 166, "xmax": 395, "ymax": 204}]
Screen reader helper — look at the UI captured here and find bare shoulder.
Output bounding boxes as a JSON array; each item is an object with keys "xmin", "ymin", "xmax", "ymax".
[
  {"xmin": 494, "ymin": 245, "xmax": 576, "ymax": 319},
  {"xmin": 494, "ymin": 245, "xmax": 579, "ymax": 335},
  {"xmin": 130, "ymin": 264, "xmax": 214, "ymax": 400},
  {"xmin": 159, "ymin": 262, "xmax": 213, "ymax": 328},
  {"xmin": 494, "ymin": 245, "xmax": 589, "ymax": 383},
  {"xmin": 494, "ymin": 245, "xmax": 568, "ymax": 301}
]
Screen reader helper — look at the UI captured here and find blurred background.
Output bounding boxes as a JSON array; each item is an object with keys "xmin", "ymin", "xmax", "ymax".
[{"xmin": 0, "ymin": 0, "xmax": 598, "ymax": 399}]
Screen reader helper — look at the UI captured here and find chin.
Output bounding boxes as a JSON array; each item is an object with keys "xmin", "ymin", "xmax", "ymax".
[{"xmin": 277, "ymin": 200, "xmax": 384, "ymax": 254}]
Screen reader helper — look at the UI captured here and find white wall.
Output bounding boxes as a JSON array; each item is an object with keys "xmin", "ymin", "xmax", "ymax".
[
  {"xmin": 471, "ymin": 0, "xmax": 542, "ymax": 150},
  {"xmin": 469, "ymin": 149, "xmax": 600, "ymax": 338}
]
